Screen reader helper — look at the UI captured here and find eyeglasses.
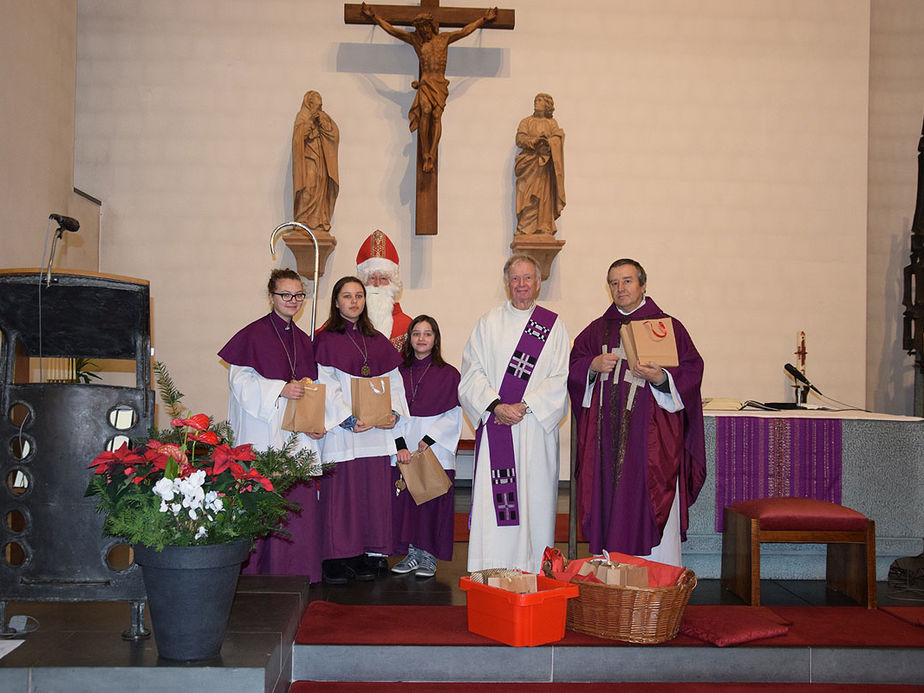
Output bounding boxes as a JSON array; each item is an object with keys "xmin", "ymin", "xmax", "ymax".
[{"xmin": 272, "ymin": 292, "xmax": 307, "ymax": 302}]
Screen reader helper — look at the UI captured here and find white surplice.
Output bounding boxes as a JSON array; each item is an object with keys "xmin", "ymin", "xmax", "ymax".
[
  {"xmin": 315, "ymin": 364, "xmax": 409, "ymax": 464},
  {"xmin": 391, "ymin": 406, "xmax": 464, "ymax": 470},
  {"xmin": 226, "ymin": 365, "xmax": 319, "ymax": 457},
  {"xmin": 458, "ymin": 301, "xmax": 570, "ymax": 573}
]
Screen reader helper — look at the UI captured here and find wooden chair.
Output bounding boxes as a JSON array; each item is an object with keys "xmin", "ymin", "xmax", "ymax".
[{"xmin": 721, "ymin": 497, "xmax": 876, "ymax": 608}]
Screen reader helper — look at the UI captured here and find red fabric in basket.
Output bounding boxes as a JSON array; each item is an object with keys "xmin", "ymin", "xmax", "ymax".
[{"xmin": 542, "ymin": 547, "xmax": 684, "ymax": 587}]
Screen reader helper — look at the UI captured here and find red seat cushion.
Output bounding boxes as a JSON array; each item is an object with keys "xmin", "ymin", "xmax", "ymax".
[{"xmin": 727, "ymin": 497, "xmax": 870, "ymax": 532}]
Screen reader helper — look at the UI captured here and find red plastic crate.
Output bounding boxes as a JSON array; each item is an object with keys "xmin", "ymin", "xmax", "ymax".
[{"xmin": 459, "ymin": 575, "xmax": 579, "ymax": 647}]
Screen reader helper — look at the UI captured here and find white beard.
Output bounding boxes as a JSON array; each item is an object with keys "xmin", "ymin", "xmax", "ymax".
[{"xmin": 365, "ymin": 286, "xmax": 395, "ymax": 336}]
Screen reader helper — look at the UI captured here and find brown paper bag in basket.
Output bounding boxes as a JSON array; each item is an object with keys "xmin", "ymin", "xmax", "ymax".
[
  {"xmin": 400, "ymin": 446, "xmax": 451, "ymax": 505},
  {"xmin": 282, "ymin": 378, "xmax": 326, "ymax": 434},
  {"xmin": 350, "ymin": 376, "xmax": 392, "ymax": 427},
  {"xmin": 620, "ymin": 318, "xmax": 679, "ymax": 369}
]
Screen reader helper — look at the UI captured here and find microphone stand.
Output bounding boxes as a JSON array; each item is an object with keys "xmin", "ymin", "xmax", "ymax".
[
  {"xmin": 43, "ymin": 224, "xmax": 67, "ymax": 287},
  {"xmin": 269, "ymin": 221, "xmax": 319, "ymax": 341}
]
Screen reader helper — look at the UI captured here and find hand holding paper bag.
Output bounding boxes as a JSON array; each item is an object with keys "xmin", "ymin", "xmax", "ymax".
[
  {"xmin": 350, "ymin": 376, "xmax": 393, "ymax": 427},
  {"xmin": 282, "ymin": 378, "xmax": 326, "ymax": 434}
]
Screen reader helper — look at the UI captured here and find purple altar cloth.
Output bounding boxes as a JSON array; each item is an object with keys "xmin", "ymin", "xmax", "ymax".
[{"xmin": 715, "ymin": 416, "xmax": 842, "ymax": 531}]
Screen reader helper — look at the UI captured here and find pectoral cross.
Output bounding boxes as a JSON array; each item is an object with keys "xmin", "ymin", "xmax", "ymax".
[{"xmin": 345, "ymin": 1, "xmax": 515, "ymax": 235}]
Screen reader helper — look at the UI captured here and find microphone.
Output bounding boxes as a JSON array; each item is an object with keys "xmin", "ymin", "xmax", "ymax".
[
  {"xmin": 784, "ymin": 363, "xmax": 822, "ymax": 395},
  {"xmin": 49, "ymin": 214, "xmax": 80, "ymax": 232}
]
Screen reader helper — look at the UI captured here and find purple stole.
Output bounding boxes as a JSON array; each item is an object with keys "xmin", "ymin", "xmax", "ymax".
[{"xmin": 475, "ymin": 305, "xmax": 558, "ymax": 527}]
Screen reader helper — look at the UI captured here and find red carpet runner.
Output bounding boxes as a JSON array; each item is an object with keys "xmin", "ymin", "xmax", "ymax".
[
  {"xmin": 296, "ymin": 601, "xmax": 924, "ymax": 649},
  {"xmin": 292, "ymin": 684, "xmax": 923, "ymax": 692}
]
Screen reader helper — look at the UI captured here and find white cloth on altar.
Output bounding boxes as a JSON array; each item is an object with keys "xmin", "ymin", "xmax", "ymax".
[
  {"xmin": 315, "ymin": 364, "xmax": 409, "ymax": 464},
  {"xmin": 458, "ymin": 301, "xmax": 570, "ymax": 573},
  {"xmin": 226, "ymin": 365, "xmax": 319, "ymax": 457},
  {"xmin": 391, "ymin": 406, "xmax": 464, "ymax": 470}
]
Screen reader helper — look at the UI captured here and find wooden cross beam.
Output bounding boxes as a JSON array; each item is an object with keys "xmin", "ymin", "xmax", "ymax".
[
  {"xmin": 346, "ymin": 1, "xmax": 515, "ymax": 235},
  {"xmin": 345, "ymin": 1, "xmax": 515, "ymax": 30}
]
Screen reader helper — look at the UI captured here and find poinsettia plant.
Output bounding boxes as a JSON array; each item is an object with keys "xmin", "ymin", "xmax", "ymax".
[{"xmin": 86, "ymin": 412, "xmax": 323, "ymax": 549}]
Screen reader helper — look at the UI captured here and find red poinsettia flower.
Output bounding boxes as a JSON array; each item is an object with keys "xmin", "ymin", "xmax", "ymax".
[
  {"xmin": 211, "ymin": 444, "xmax": 257, "ymax": 475},
  {"xmin": 171, "ymin": 413, "xmax": 210, "ymax": 431},
  {"xmin": 240, "ymin": 468, "xmax": 275, "ymax": 492},
  {"xmin": 89, "ymin": 443, "xmax": 143, "ymax": 474}
]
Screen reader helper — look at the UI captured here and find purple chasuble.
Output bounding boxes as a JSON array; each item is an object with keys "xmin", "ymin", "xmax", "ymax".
[
  {"xmin": 218, "ymin": 312, "xmax": 317, "ymax": 381},
  {"xmin": 567, "ymin": 298, "xmax": 706, "ymax": 556},
  {"xmin": 476, "ymin": 305, "xmax": 558, "ymax": 527}
]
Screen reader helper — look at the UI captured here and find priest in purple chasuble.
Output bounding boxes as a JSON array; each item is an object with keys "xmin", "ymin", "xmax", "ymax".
[
  {"xmin": 313, "ymin": 276, "xmax": 408, "ymax": 584},
  {"xmin": 459, "ymin": 255, "xmax": 570, "ymax": 574},
  {"xmin": 568, "ymin": 259, "xmax": 706, "ymax": 566},
  {"xmin": 390, "ymin": 315, "xmax": 463, "ymax": 576},
  {"xmin": 217, "ymin": 269, "xmax": 325, "ymax": 581}
]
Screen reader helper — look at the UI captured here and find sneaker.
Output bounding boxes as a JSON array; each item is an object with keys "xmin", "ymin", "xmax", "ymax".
[
  {"xmin": 415, "ymin": 550, "xmax": 437, "ymax": 579},
  {"xmin": 390, "ymin": 546, "xmax": 421, "ymax": 575}
]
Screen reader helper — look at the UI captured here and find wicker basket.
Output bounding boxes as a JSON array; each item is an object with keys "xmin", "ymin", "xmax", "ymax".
[{"xmin": 544, "ymin": 562, "xmax": 697, "ymax": 644}]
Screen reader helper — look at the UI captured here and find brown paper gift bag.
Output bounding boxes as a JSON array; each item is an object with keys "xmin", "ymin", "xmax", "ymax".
[
  {"xmin": 400, "ymin": 446, "xmax": 451, "ymax": 505},
  {"xmin": 620, "ymin": 317, "xmax": 679, "ymax": 369},
  {"xmin": 350, "ymin": 376, "xmax": 392, "ymax": 427},
  {"xmin": 282, "ymin": 378, "xmax": 326, "ymax": 434}
]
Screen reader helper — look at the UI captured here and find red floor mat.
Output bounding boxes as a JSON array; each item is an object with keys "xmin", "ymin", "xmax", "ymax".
[{"xmin": 296, "ymin": 601, "xmax": 924, "ymax": 648}]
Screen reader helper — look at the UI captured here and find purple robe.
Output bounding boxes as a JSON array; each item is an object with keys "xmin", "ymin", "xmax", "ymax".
[
  {"xmin": 217, "ymin": 312, "xmax": 322, "ymax": 579},
  {"xmin": 314, "ymin": 323, "xmax": 403, "ymax": 559},
  {"xmin": 391, "ymin": 355, "xmax": 461, "ymax": 560},
  {"xmin": 567, "ymin": 298, "xmax": 706, "ymax": 556}
]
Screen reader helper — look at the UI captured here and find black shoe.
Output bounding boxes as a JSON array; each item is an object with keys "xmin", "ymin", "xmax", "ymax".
[
  {"xmin": 363, "ymin": 554, "xmax": 389, "ymax": 577},
  {"xmin": 322, "ymin": 559, "xmax": 349, "ymax": 585},
  {"xmin": 344, "ymin": 555, "xmax": 376, "ymax": 582}
]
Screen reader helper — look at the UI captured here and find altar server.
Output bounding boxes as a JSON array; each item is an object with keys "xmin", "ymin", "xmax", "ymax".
[{"xmin": 218, "ymin": 268, "xmax": 324, "ymax": 581}]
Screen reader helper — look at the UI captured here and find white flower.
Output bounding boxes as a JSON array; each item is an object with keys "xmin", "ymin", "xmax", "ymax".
[
  {"xmin": 204, "ymin": 491, "xmax": 223, "ymax": 513},
  {"xmin": 170, "ymin": 502, "xmax": 182, "ymax": 515},
  {"xmin": 194, "ymin": 526, "xmax": 207, "ymax": 540},
  {"xmin": 152, "ymin": 477, "xmax": 176, "ymax": 501},
  {"xmin": 176, "ymin": 471, "xmax": 206, "ymax": 511}
]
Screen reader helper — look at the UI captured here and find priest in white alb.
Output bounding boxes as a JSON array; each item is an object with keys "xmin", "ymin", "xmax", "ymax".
[{"xmin": 458, "ymin": 254, "xmax": 570, "ymax": 573}]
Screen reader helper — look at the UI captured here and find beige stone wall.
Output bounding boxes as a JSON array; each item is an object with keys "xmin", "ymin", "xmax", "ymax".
[
  {"xmin": 868, "ymin": 0, "xmax": 924, "ymax": 413},
  {"xmin": 0, "ymin": 0, "xmax": 95, "ymax": 271}
]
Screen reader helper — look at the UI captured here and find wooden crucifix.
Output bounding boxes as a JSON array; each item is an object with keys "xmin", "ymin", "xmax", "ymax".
[{"xmin": 345, "ymin": 1, "xmax": 515, "ymax": 235}]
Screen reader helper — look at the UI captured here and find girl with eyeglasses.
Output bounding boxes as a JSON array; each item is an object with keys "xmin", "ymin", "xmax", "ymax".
[{"xmin": 218, "ymin": 268, "xmax": 325, "ymax": 581}]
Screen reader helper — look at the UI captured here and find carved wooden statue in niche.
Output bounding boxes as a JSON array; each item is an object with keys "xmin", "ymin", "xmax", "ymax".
[
  {"xmin": 515, "ymin": 93, "xmax": 565, "ymax": 235},
  {"xmin": 292, "ymin": 90, "xmax": 340, "ymax": 232},
  {"xmin": 511, "ymin": 93, "xmax": 566, "ymax": 281}
]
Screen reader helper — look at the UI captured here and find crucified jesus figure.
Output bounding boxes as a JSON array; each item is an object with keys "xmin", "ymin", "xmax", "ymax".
[{"xmin": 361, "ymin": 2, "xmax": 497, "ymax": 174}]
